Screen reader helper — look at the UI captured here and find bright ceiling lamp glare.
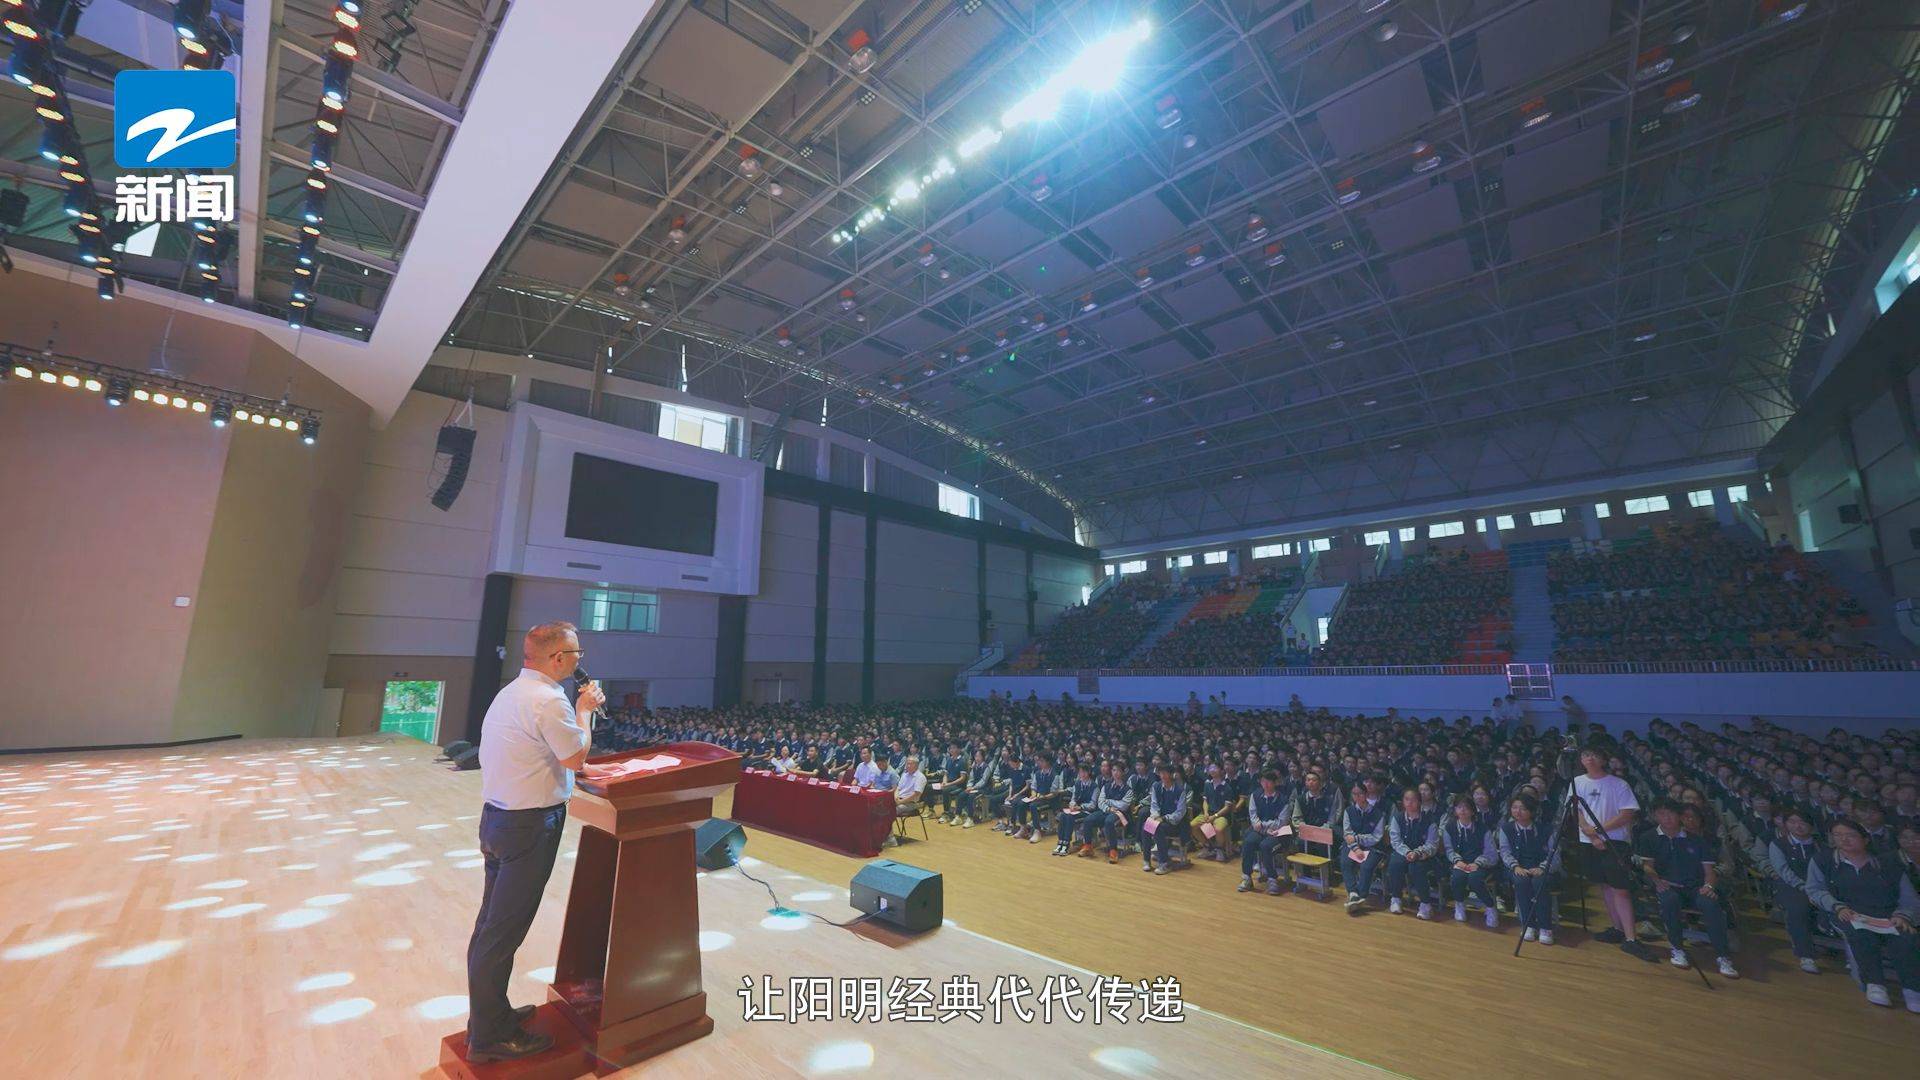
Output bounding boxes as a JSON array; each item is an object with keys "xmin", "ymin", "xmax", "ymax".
[
  {"xmin": 837, "ymin": 288, "xmax": 858, "ymax": 312},
  {"xmin": 1635, "ymin": 46, "xmax": 1673, "ymax": 82},
  {"xmin": 1518, "ymin": 96, "xmax": 1551, "ymax": 128},
  {"xmin": 1184, "ymin": 244, "xmax": 1206, "ymax": 268},
  {"xmin": 36, "ymin": 369, "xmax": 56, "ymax": 383},
  {"xmin": 1155, "ymin": 94, "xmax": 1182, "ymax": 129},
  {"xmin": 1372, "ymin": 19, "xmax": 1398, "ymax": 42},
  {"xmin": 1028, "ymin": 172, "xmax": 1052, "ymax": 202},
  {"xmin": 1631, "ymin": 326, "xmax": 1658, "ymax": 343},
  {"xmin": 889, "ymin": 177, "xmax": 920, "ymax": 205},
  {"xmin": 38, "ymin": 124, "xmax": 77, "ymax": 164},
  {"xmin": 249, "ymin": 411, "xmax": 267, "ymax": 424},
  {"xmin": 295, "ymin": 235, "xmax": 319, "ymax": 267},
  {"xmin": 173, "ymin": 395, "xmax": 190, "ymax": 409},
  {"xmin": 774, "ymin": 326, "xmax": 793, "ymax": 349},
  {"xmin": 190, "ymin": 399, "xmax": 208, "ymax": 413},
  {"xmin": 330, "ymin": 28, "xmax": 359, "ymax": 60},
  {"xmin": 233, "ymin": 407, "xmax": 249, "ymax": 422},
  {"xmin": 1661, "ymin": 79, "xmax": 1702, "ymax": 114},
  {"xmin": 846, "ymin": 29, "xmax": 876, "ymax": 74},
  {"xmin": 1244, "ymin": 213, "xmax": 1269, "ymax": 244},
  {"xmin": 737, "ymin": 144, "xmax": 760, "ymax": 178},
  {"xmin": 956, "ymin": 128, "xmax": 1000, "ymax": 159},
  {"xmin": 288, "ymin": 305, "xmax": 306, "ymax": 330},
  {"xmin": 666, "ymin": 216, "xmax": 686, "ymax": 245},
  {"xmin": 106, "ymin": 376, "xmax": 129, "ymax": 406},
  {"xmin": 333, "ymin": 5, "xmax": 360, "ymax": 29},
  {"xmin": 1263, "ymin": 241, "xmax": 1287, "ymax": 267},
  {"xmin": 1410, "ymin": 140, "xmax": 1441, "ymax": 173},
  {"xmin": 1001, "ymin": 19, "xmax": 1152, "ymax": 129},
  {"xmin": 6, "ymin": 15, "xmax": 42, "ymax": 40},
  {"xmin": 1335, "ymin": 177, "xmax": 1362, "ymax": 205},
  {"xmin": 150, "ymin": 391, "xmax": 169, "ymax": 406},
  {"xmin": 173, "ymin": 0, "xmax": 210, "ymax": 39},
  {"xmin": 309, "ymin": 131, "xmax": 336, "ymax": 171},
  {"xmin": 1761, "ymin": 0, "xmax": 1808, "ymax": 24},
  {"xmin": 322, "ymin": 55, "xmax": 353, "ymax": 109},
  {"xmin": 268, "ymin": 416, "xmax": 284, "ymax": 428},
  {"xmin": 1079, "ymin": 292, "xmax": 1098, "ymax": 313},
  {"xmin": 132, "ymin": 387, "xmax": 151, "ymax": 401},
  {"xmin": 59, "ymin": 373, "xmax": 80, "ymax": 388},
  {"xmin": 35, "ymin": 99, "xmax": 67, "ymax": 123},
  {"xmin": 914, "ymin": 242, "xmax": 936, "ymax": 267}
]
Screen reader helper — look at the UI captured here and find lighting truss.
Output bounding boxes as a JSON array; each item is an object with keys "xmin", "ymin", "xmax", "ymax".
[{"xmin": 2, "ymin": 340, "xmax": 323, "ymax": 439}]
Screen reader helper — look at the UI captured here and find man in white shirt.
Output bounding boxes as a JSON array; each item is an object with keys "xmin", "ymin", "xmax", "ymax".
[
  {"xmin": 1570, "ymin": 747, "xmax": 1649, "ymax": 959},
  {"xmin": 853, "ymin": 747, "xmax": 884, "ymax": 789},
  {"xmin": 465, "ymin": 622, "xmax": 608, "ymax": 1062},
  {"xmin": 886, "ymin": 757, "xmax": 927, "ymax": 848}
]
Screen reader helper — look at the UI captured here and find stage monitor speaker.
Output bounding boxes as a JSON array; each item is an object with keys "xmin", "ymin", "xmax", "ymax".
[
  {"xmin": 429, "ymin": 424, "xmax": 477, "ymax": 511},
  {"xmin": 695, "ymin": 817, "xmax": 746, "ymax": 871},
  {"xmin": 439, "ymin": 739, "xmax": 472, "ymax": 760},
  {"xmin": 0, "ymin": 188, "xmax": 26, "ymax": 229},
  {"xmin": 849, "ymin": 860, "xmax": 942, "ymax": 933},
  {"xmin": 1837, "ymin": 503, "xmax": 1863, "ymax": 525},
  {"xmin": 451, "ymin": 747, "xmax": 480, "ymax": 771},
  {"xmin": 1910, "ymin": 527, "xmax": 1920, "ymax": 551}
]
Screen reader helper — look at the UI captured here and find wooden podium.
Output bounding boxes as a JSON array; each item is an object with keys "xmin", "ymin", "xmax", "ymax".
[{"xmin": 439, "ymin": 742, "xmax": 740, "ymax": 1079}]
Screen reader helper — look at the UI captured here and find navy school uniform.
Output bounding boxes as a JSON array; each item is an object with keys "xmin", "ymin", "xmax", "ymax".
[
  {"xmin": 1143, "ymin": 781, "xmax": 1191, "ymax": 867},
  {"xmin": 1805, "ymin": 851, "xmax": 1920, "ymax": 991},
  {"xmin": 1386, "ymin": 808, "xmax": 1442, "ymax": 903},
  {"xmin": 1633, "ymin": 828, "xmax": 1732, "ymax": 956},
  {"xmin": 1094, "ymin": 779, "xmax": 1134, "ymax": 848},
  {"xmin": 1341, "ymin": 801, "xmax": 1388, "ymax": 898},
  {"xmin": 1767, "ymin": 833, "xmax": 1826, "ymax": 961},
  {"xmin": 1443, "ymin": 818, "xmax": 1499, "ymax": 909},
  {"xmin": 1242, "ymin": 787, "xmax": 1292, "ymax": 879},
  {"xmin": 1013, "ymin": 768, "xmax": 1058, "ymax": 827},
  {"xmin": 1498, "ymin": 818, "xmax": 1559, "ymax": 931},
  {"xmin": 1059, "ymin": 778, "xmax": 1099, "ymax": 843}
]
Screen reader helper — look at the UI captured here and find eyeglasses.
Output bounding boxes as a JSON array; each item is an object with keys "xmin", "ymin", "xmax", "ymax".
[{"xmin": 553, "ymin": 648, "xmax": 586, "ymax": 660}]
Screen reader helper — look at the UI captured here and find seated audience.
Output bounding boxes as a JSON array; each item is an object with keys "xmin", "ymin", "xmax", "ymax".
[
  {"xmin": 1386, "ymin": 788, "xmax": 1441, "ymax": 919},
  {"xmin": 1634, "ymin": 799, "xmax": 1740, "ymax": 978},
  {"xmin": 1806, "ymin": 818, "xmax": 1920, "ymax": 1012},
  {"xmin": 1444, "ymin": 796, "xmax": 1501, "ymax": 928},
  {"xmin": 1342, "ymin": 782, "xmax": 1388, "ymax": 914}
]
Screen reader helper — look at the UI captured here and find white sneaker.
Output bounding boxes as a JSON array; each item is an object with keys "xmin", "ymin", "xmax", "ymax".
[
  {"xmin": 1904, "ymin": 988, "xmax": 1920, "ymax": 1014},
  {"xmin": 1798, "ymin": 957, "xmax": 1820, "ymax": 974},
  {"xmin": 1538, "ymin": 929, "xmax": 1554, "ymax": 946},
  {"xmin": 1669, "ymin": 948, "xmax": 1691, "ymax": 968},
  {"xmin": 1865, "ymin": 984, "xmax": 1891, "ymax": 1007},
  {"xmin": 1416, "ymin": 902, "xmax": 1433, "ymax": 920},
  {"xmin": 1716, "ymin": 957, "xmax": 1739, "ymax": 979},
  {"xmin": 1453, "ymin": 902, "xmax": 1466, "ymax": 922},
  {"xmin": 1522, "ymin": 927, "xmax": 1538, "ymax": 942},
  {"xmin": 1389, "ymin": 897, "xmax": 1403, "ymax": 915},
  {"xmin": 962, "ymin": 817, "xmax": 975, "ymax": 829},
  {"xmin": 1028, "ymin": 832, "xmax": 1041, "ymax": 844},
  {"xmin": 1485, "ymin": 907, "xmax": 1500, "ymax": 929},
  {"xmin": 1237, "ymin": 876, "xmax": 1252, "ymax": 892}
]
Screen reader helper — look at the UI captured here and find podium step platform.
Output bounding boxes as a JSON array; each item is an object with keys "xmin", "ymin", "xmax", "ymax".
[{"xmin": 437, "ymin": 1004, "xmax": 594, "ymax": 1080}]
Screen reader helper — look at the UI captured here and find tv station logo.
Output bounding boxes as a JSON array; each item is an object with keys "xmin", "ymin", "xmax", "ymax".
[{"xmin": 111, "ymin": 69, "xmax": 238, "ymax": 225}]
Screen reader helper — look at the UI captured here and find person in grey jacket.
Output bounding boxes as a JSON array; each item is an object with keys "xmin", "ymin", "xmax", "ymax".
[
  {"xmin": 1804, "ymin": 817, "xmax": 1920, "ymax": 1012},
  {"xmin": 1088, "ymin": 761, "xmax": 1134, "ymax": 862},
  {"xmin": 1767, "ymin": 807, "xmax": 1827, "ymax": 974},
  {"xmin": 1443, "ymin": 796, "xmax": 1502, "ymax": 928},
  {"xmin": 1341, "ymin": 782, "xmax": 1388, "ymax": 913},
  {"xmin": 1141, "ymin": 763, "xmax": 1190, "ymax": 876},
  {"xmin": 1386, "ymin": 789, "xmax": 1441, "ymax": 918}
]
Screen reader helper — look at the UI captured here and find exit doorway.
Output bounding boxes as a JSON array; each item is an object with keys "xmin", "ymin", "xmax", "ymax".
[{"xmin": 380, "ymin": 680, "xmax": 444, "ymax": 743}]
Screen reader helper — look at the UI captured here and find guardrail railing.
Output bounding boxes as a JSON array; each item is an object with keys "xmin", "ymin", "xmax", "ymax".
[{"xmin": 986, "ymin": 657, "xmax": 1920, "ymax": 678}]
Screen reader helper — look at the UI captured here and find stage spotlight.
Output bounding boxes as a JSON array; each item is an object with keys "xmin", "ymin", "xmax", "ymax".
[
  {"xmin": 190, "ymin": 399, "xmax": 208, "ymax": 413},
  {"xmin": 37, "ymin": 124, "xmax": 75, "ymax": 164},
  {"xmin": 295, "ymin": 235, "xmax": 319, "ymax": 266},
  {"xmin": 199, "ymin": 278, "xmax": 219, "ymax": 304},
  {"xmin": 106, "ymin": 376, "xmax": 129, "ymax": 406},
  {"xmin": 173, "ymin": 0, "xmax": 210, "ymax": 39},
  {"xmin": 310, "ymin": 131, "xmax": 336, "ymax": 171},
  {"xmin": 61, "ymin": 186, "xmax": 91, "ymax": 218},
  {"xmin": 8, "ymin": 38, "xmax": 49, "ymax": 89},
  {"xmin": 5, "ymin": 16, "xmax": 42, "ymax": 41},
  {"xmin": 268, "ymin": 416, "xmax": 284, "ymax": 428},
  {"xmin": 210, "ymin": 400, "xmax": 232, "ymax": 427},
  {"xmin": 97, "ymin": 273, "xmax": 116, "ymax": 300},
  {"xmin": 322, "ymin": 55, "xmax": 352, "ymax": 109},
  {"xmin": 301, "ymin": 189, "xmax": 327, "ymax": 225},
  {"xmin": 132, "ymin": 387, "xmax": 150, "ymax": 401},
  {"xmin": 151, "ymin": 391, "xmax": 170, "ymax": 406},
  {"xmin": 331, "ymin": 28, "xmax": 359, "ymax": 59},
  {"xmin": 288, "ymin": 306, "xmax": 307, "ymax": 329},
  {"xmin": 305, "ymin": 170, "xmax": 329, "ymax": 191},
  {"xmin": 250, "ymin": 411, "xmax": 266, "ymax": 424},
  {"xmin": 38, "ymin": 369, "xmax": 56, "ymax": 383},
  {"xmin": 302, "ymin": 418, "xmax": 319, "ymax": 445}
]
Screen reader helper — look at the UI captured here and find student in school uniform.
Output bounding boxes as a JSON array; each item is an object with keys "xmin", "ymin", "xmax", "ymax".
[
  {"xmin": 1239, "ymin": 770, "xmax": 1292, "ymax": 895},
  {"xmin": 1192, "ymin": 763, "xmax": 1239, "ymax": 862},
  {"xmin": 1386, "ymin": 788, "xmax": 1442, "ymax": 919},
  {"xmin": 1341, "ymin": 782, "xmax": 1388, "ymax": 914},
  {"xmin": 1633, "ymin": 799, "xmax": 1740, "ymax": 978},
  {"xmin": 958, "ymin": 749, "xmax": 996, "ymax": 828},
  {"xmin": 1090, "ymin": 763, "xmax": 1135, "ymax": 862},
  {"xmin": 1055, "ymin": 762, "xmax": 1100, "ymax": 856},
  {"xmin": 991, "ymin": 751, "xmax": 1030, "ymax": 835},
  {"xmin": 1141, "ymin": 763, "xmax": 1191, "ymax": 876},
  {"xmin": 1125, "ymin": 760, "xmax": 1154, "ymax": 856},
  {"xmin": 1768, "ymin": 806, "xmax": 1827, "ymax": 974},
  {"xmin": 1443, "ymin": 796, "xmax": 1501, "ymax": 928},
  {"xmin": 930, "ymin": 743, "xmax": 969, "ymax": 823},
  {"xmin": 1499, "ymin": 793, "xmax": 1560, "ymax": 944},
  {"xmin": 1011, "ymin": 753, "xmax": 1061, "ymax": 842},
  {"xmin": 1805, "ymin": 817, "xmax": 1920, "ymax": 1012}
]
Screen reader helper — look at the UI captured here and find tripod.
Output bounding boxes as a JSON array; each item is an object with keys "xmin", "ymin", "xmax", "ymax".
[{"xmin": 1514, "ymin": 771, "xmax": 1713, "ymax": 989}]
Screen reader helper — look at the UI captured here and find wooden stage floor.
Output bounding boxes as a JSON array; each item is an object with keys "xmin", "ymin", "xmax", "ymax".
[{"xmin": 0, "ymin": 736, "xmax": 1377, "ymax": 1079}]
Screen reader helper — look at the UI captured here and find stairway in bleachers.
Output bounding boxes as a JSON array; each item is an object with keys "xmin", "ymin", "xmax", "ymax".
[
  {"xmin": 1504, "ymin": 539, "xmax": 1568, "ymax": 662},
  {"xmin": 1805, "ymin": 550, "xmax": 1920, "ymax": 660},
  {"xmin": 1123, "ymin": 596, "xmax": 1199, "ymax": 663}
]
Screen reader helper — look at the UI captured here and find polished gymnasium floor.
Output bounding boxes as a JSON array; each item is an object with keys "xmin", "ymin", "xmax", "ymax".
[{"xmin": 0, "ymin": 736, "xmax": 1373, "ymax": 1079}]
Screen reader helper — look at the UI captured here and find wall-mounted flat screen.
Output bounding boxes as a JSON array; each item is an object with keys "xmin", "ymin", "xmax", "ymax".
[{"xmin": 565, "ymin": 453, "xmax": 718, "ymax": 556}]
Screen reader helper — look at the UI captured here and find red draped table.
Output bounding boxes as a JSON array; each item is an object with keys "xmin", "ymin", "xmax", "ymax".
[{"xmin": 729, "ymin": 768, "xmax": 896, "ymax": 857}]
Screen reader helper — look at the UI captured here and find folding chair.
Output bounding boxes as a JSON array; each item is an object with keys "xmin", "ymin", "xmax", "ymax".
[
  {"xmin": 1287, "ymin": 824, "xmax": 1337, "ymax": 900},
  {"xmin": 893, "ymin": 800, "xmax": 929, "ymax": 843}
]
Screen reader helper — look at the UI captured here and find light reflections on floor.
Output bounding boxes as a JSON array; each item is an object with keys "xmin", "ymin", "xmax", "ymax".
[
  {"xmin": 353, "ymin": 869, "xmax": 420, "ymax": 887},
  {"xmin": 1091, "ymin": 1047, "xmax": 1159, "ymax": 1076},
  {"xmin": 307, "ymin": 997, "xmax": 375, "ymax": 1025},
  {"xmin": 698, "ymin": 930, "xmax": 734, "ymax": 952},
  {"xmin": 162, "ymin": 896, "xmax": 224, "ymax": 911},
  {"xmin": 294, "ymin": 971, "xmax": 355, "ymax": 993},
  {"xmin": 96, "ymin": 940, "xmax": 184, "ymax": 968},
  {"xmin": 3, "ymin": 932, "xmax": 98, "ymax": 960},
  {"xmin": 806, "ymin": 1041, "xmax": 875, "ymax": 1075},
  {"xmin": 414, "ymin": 995, "xmax": 469, "ymax": 1020}
]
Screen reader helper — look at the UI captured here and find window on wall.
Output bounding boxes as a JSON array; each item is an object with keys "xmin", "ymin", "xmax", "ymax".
[
  {"xmin": 1398, "ymin": 526, "xmax": 1416, "ymax": 542},
  {"xmin": 1104, "ymin": 563, "xmax": 1116, "ymax": 577},
  {"xmin": 1686, "ymin": 489, "xmax": 1714, "ymax": 508},
  {"xmin": 1168, "ymin": 554, "xmax": 1193, "ymax": 569},
  {"xmin": 1429, "ymin": 521, "xmax": 1465, "ymax": 538},
  {"xmin": 1530, "ymin": 508, "xmax": 1566, "ymax": 527},
  {"xmin": 1726, "ymin": 485, "xmax": 1749, "ymax": 504},
  {"xmin": 937, "ymin": 482, "xmax": 979, "ymax": 519},
  {"xmin": 1624, "ymin": 495, "xmax": 1670, "ymax": 515},
  {"xmin": 1252, "ymin": 542, "xmax": 1292, "ymax": 559},
  {"xmin": 1594, "ymin": 502, "xmax": 1612, "ymax": 518},
  {"xmin": 1363, "ymin": 530, "xmax": 1390, "ymax": 547},
  {"xmin": 582, "ymin": 588, "xmax": 659, "ymax": 634},
  {"xmin": 657, "ymin": 402, "xmax": 733, "ymax": 454},
  {"xmin": 1307, "ymin": 537, "xmax": 1331, "ymax": 553},
  {"xmin": 1202, "ymin": 550, "xmax": 1227, "ymax": 565},
  {"xmin": 1316, "ymin": 616, "xmax": 1331, "ymax": 644},
  {"xmin": 1118, "ymin": 559, "xmax": 1148, "ymax": 575}
]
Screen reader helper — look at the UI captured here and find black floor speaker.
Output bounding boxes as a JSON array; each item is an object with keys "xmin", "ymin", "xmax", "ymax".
[
  {"xmin": 696, "ymin": 818, "xmax": 747, "ymax": 870},
  {"xmin": 849, "ymin": 860, "xmax": 943, "ymax": 933},
  {"xmin": 451, "ymin": 746, "xmax": 480, "ymax": 771}
]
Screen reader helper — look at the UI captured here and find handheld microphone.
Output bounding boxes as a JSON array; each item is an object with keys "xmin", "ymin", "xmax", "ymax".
[{"xmin": 572, "ymin": 665, "xmax": 604, "ymax": 731}]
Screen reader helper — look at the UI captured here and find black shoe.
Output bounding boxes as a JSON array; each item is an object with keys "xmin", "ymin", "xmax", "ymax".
[
  {"xmin": 468, "ymin": 1027, "xmax": 554, "ymax": 1063},
  {"xmin": 513, "ymin": 1004, "xmax": 535, "ymax": 1025},
  {"xmin": 1619, "ymin": 940, "xmax": 1657, "ymax": 962},
  {"xmin": 1594, "ymin": 927, "xmax": 1626, "ymax": 944}
]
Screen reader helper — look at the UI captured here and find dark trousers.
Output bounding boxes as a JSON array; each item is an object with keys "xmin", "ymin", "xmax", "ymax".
[
  {"xmin": 1450, "ymin": 865, "xmax": 1498, "ymax": 909},
  {"xmin": 1055, "ymin": 810, "xmax": 1087, "ymax": 841},
  {"xmin": 1513, "ymin": 870, "xmax": 1555, "ymax": 930},
  {"xmin": 1143, "ymin": 819, "xmax": 1186, "ymax": 865},
  {"xmin": 1774, "ymin": 882, "xmax": 1818, "ymax": 960},
  {"xmin": 1656, "ymin": 886, "xmax": 1731, "ymax": 955},
  {"xmin": 1345, "ymin": 846, "xmax": 1384, "ymax": 897},
  {"xmin": 1844, "ymin": 925, "xmax": 1920, "ymax": 988},
  {"xmin": 467, "ymin": 803, "xmax": 567, "ymax": 1045},
  {"xmin": 1096, "ymin": 810, "xmax": 1126, "ymax": 848},
  {"xmin": 1242, "ymin": 832, "xmax": 1286, "ymax": 878},
  {"xmin": 1386, "ymin": 853, "xmax": 1436, "ymax": 903}
]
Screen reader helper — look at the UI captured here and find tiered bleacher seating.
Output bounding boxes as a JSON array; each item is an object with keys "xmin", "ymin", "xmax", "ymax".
[
  {"xmin": 1548, "ymin": 521, "xmax": 1874, "ymax": 663},
  {"xmin": 1135, "ymin": 569, "xmax": 1304, "ymax": 668},
  {"xmin": 1314, "ymin": 548, "xmax": 1513, "ymax": 666},
  {"xmin": 1004, "ymin": 576, "xmax": 1169, "ymax": 671}
]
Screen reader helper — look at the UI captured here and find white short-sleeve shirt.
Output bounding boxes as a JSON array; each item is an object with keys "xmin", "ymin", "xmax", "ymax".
[
  {"xmin": 1571, "ymin": 772, "xmax": 1638, "ymax": 844},
  {"xmin": 478, "ymin": 668, "xmax": 589, "ymax": 810}
]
